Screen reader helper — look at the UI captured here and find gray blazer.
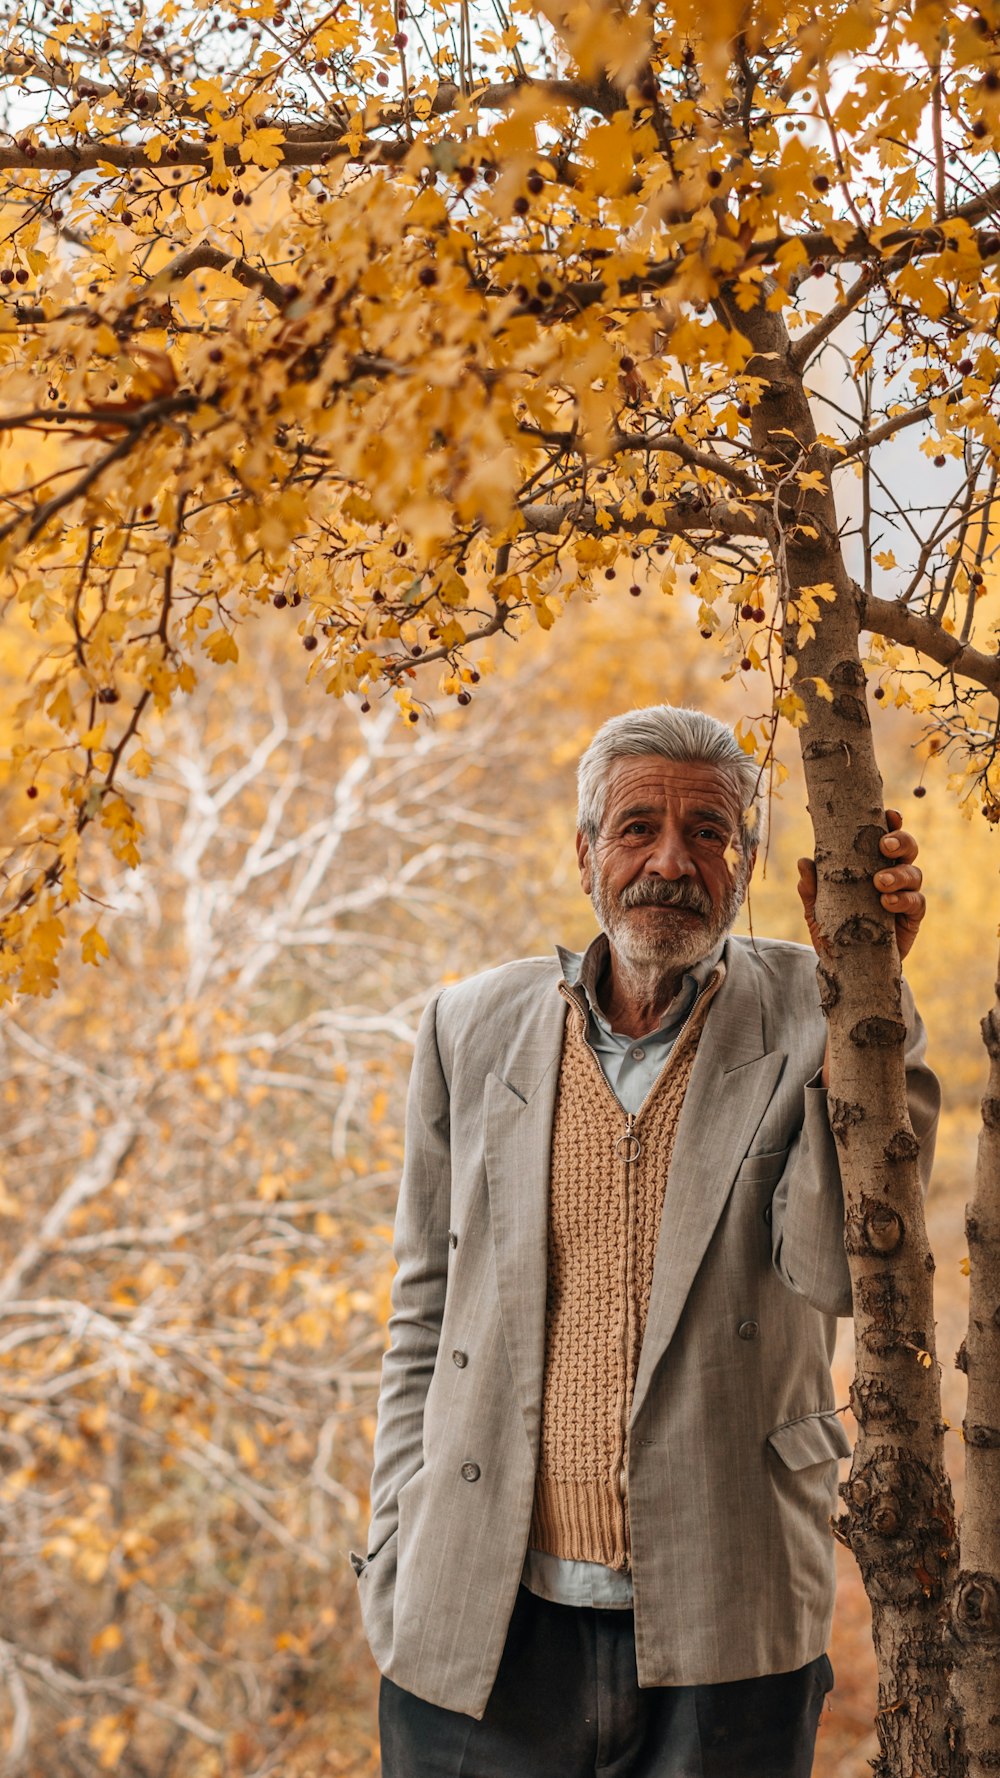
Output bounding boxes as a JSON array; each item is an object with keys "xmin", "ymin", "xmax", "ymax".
[{"xmin": 353, "ymin": 935, "xmax": 939, "ymax": 1718}]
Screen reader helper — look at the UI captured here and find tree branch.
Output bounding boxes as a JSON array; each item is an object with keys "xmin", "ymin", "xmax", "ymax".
[
  {"xmin": 859, "ymin": 587, "xmax": 1000, "ymax": 696},
  {"xmin": 841, "ymin": 401, "xmax": 935, "ymax": 460},
  {"xmin": 143, "ymin": 241, "xmax": 294, "ymax": 308},
  {"xmin": 790, "ymin": 268, "xmax": 876, "ymax": 373},
  {"xmin": 518, "ymin": 495, "xmax": 770, "ymax": 540}
]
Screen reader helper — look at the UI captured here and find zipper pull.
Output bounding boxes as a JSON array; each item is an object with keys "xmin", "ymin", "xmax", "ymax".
[{"xmin": 615, "ymin": 1112, "xmax": 642, "ymax": 1163}]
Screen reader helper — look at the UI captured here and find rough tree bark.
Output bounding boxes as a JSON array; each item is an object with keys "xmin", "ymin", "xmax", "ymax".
[
  {"xmin": 948, "ymin": 972, "xmax": 1000, "ymax": 1774},
  {"xmin": 726, "ymin": 288, "xmax": 961, "ymax": 1778}
]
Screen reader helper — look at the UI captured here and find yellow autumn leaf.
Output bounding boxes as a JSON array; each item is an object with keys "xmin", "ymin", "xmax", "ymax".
[
  {"xmin": 204, "ymin": 630, "xmax": 239, "ymax": 664},
  {"xmin": 217, "ymin": 1051, "xmax": 240, "ymax": 1095},
  {"xmin": 90, "ymin": 1625, "xmax": 124, "ymax": 1657},
  {"xmin": 240, "ymin": 127, "xmax": 286, "ymax": 169},
  {"xmin": 80, "ymin": 925, "xmax": 109, "ymax": 966},
  {"xmin": 89, "ymin": 1714, "xmax": 128, "ymax": 1770}
]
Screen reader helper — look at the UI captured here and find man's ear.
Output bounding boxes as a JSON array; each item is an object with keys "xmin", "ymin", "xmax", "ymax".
[{"xmin": 576, "ymin": 829, "xmax": 593, "ymax": 895}]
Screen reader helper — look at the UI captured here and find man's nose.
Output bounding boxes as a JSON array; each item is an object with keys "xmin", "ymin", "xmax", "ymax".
[{"xmin": 644, "ymin": 826, "xmax": 696, "ymax": 879}]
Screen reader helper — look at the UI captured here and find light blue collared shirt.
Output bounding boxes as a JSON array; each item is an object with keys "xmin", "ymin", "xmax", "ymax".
[{"xmin": 520, "ymin": 932, "xmax": 726, "ymax": 1611}]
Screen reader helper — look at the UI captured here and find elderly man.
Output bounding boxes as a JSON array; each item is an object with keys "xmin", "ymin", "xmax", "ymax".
[{"xmin": 353, "ymin": 705, "xmax": 937, "ymax": 1778}]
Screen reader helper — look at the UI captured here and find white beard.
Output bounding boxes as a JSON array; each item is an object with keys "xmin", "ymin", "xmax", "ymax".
[{"xmin": 590, "ymin": 870, "xmax": 746, "ymax": 970}]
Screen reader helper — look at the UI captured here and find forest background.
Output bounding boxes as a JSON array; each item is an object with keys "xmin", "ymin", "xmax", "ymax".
[{"xmin": 0, "ymin": 585, "xmax": 992, "ymax": 1778}]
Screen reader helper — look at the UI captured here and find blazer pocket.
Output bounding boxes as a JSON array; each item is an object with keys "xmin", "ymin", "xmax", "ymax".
[
  {"xmin": 349, "ymin": 1524, "xmax": 399, "ymax": 1581},
  {"xmin": 767, "ymin": 1410, "xmax": 852, "ymax": 1470},
  {"xmin": 736, "ymin": 1147, "xmax": 789, "ymax": 1187}
]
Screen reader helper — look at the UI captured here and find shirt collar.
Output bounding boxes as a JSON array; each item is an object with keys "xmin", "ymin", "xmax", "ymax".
[{"xmin": 556, "ymin": 931, "xmax": 727, "ymax": 1038}]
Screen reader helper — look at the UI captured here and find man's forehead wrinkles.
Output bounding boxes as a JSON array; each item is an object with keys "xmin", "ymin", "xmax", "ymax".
[
  {"xmin": 612, "ymin": 800, "xmax": 733, "ymax": 826},
  {"xmin": 606, "ymin": 762, "xmax": 737, "ymax": 793},
  {"xmin": 604, "ymin": 777, "xmax": 741, "ymax": 811}
]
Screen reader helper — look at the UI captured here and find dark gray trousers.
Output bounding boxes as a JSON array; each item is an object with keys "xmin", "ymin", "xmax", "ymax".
[{"xmin": 379, "ymin": 1586, "xmax": 834, "ymax": 1778}]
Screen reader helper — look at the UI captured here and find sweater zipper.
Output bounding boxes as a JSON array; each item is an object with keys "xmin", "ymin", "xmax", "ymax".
[{"xmin": 615, "ymin": 1110, "xmax": 642, "ymax": 1570}]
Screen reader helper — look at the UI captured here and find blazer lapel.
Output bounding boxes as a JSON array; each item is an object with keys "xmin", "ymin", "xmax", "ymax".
[
  {"xmin": 631, "ymin": 941, "xmax": 786, "ymax": 1421},
  {"xmin": 483, "ymin": 978, "xmax": 568, "ymax": 1451}
]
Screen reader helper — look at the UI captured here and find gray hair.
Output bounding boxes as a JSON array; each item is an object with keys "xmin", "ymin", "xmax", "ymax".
[{"xmin": 576, "ymin": 706, "xmax": 765, "ymax": 849}]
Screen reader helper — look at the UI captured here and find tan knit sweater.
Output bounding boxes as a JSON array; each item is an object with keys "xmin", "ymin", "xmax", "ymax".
[{"xmin": 529, "ymin": 966, "xmax": 724, "ymax": 1569}]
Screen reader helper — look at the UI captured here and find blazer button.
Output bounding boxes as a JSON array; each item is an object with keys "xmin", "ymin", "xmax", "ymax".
[
  {"xmin": 452, "ymin": 1349, "xmax": 468, "ymax": 1368},
  {"xmin": 461, "ymin": 1461, "xmax": 481, "ymax": 1483},
  {"xmin": 738, "ymin": 1319, "xmax": 759, "ymax": 1341},
  {"xmin": 762, "ymin": 1205, "xmax": 772, "ymax": 1226},
  {"xmin": 448, "ymin": 1230, "xmax": 458, "ymax": 1249}
]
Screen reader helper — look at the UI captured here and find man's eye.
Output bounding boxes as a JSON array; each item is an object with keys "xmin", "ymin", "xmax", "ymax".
[
  {"xmin": 623, "ymin": 822, "xmax": 651, "ymax": 836},
  {"xmin": 695, "ymin": 828, "xmax": 724, "ymax": 842}
]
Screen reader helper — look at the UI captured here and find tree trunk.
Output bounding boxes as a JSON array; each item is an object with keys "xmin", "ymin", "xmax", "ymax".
[
  {"xmin": 730, "ymin": 291, "xmax": 961, "ymax": 1776},
  {"xmin": 948, "ymin": 967, "xmax": 1000, "ymax": 1772}
]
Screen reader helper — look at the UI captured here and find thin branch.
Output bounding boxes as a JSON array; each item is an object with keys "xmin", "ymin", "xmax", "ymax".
[
  {"xmin": 142, "ymin": 242, "xmax": 294, "ymax": 309},
  {"xmin": 859, "ymin": 587, "xmax": 1000, "ymax": 696},
  {"xmin": 0, "ymin": 1120, "xmax": 137, "ymax": 1308},
  {"xmin": 790, "ymin": 268, "xmax": 875, "ymax": 374},
  {"xmin": 841, "ymin": 400, "xmax": 935, "ymax": 460},
  {"xmin": 0, "ymin": 1641, "xmax": 226, "ymax": 1748}
]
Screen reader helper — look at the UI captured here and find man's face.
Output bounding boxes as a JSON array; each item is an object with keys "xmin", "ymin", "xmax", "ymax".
[{"xmin": 576, "ymin": 756, "xmax": 756, "ymax": 970}]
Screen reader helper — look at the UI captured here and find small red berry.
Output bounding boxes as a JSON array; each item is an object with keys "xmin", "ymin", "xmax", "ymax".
[
  {"xmin": 740, "ymin": 657, "xmax": 752, "ymax": 671},
  {"xmin": 933, "ymin": 454, "xmax": 946, "ymax": 466},
  {"xmin": 958, "ymin": 357, "xmax": 974, "ymax": 374},
  {"xmin": 273, "ymin": 592, "xmax": 288, "ymax": 608},
  {"xmin": 629, "ymin": 584, "xmax": 642, "ymax": 597},
  {"xmin": 303, "ymin": 634, "xmax": 318, "ymax": 650},
  {"xmin": 873, "ymin": 686, "xmax": 885, "ymax": 700},
  {"xmin": 457, "ymin": 690, "xmax": 472, "ymax": 705},
  {"xmin": 740, "ymin": 602, "xmax": 755, "ymax": 620},
  {"xmin": 26, "ymin": 785, "xmax": 38, "ymax": 798},
  {"xmin": 418, "ymin": 264, "xmax": 437, "ymax": 286},
  {"xmin": 913, "ymin": 785, "xmax": 927, "ymax": 797}
]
